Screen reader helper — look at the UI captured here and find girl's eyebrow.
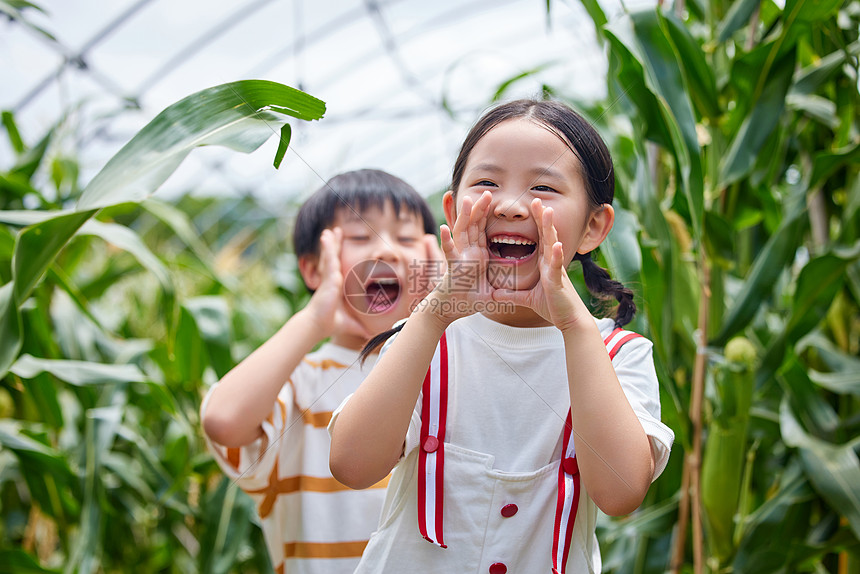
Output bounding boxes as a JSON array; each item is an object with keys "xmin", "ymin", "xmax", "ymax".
[
  {"xmin": 468, "ymin": 162, "xmax": 566, "ymax": 181},
  {"xmin": 468, "ymin": 162, "xmax": 505, "ymax": 174},
  {"xmin": 526, "ymin": 166, "xmax": 565, "ymax": 181}
]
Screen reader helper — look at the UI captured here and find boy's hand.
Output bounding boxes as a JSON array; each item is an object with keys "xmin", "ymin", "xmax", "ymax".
[
  {"xmin": 492, "ymin": 199, "xmax": 592, "ymax": 331},
  {"xmin": 415, "ymin": 233, "xmax": 446, "ymax": 295},
  {"xmin": 428, "ymin": 191, "xmax": 494, "ymax": 323},
  {"xmin": 305, "ymin": 227, "xmax": 371, "ymax": 341}
]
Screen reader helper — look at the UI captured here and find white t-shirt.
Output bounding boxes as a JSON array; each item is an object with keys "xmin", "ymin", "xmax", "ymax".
[
  {"xmin": 331, "ymin": 313, "xmax": 674, "ymax": 573},
  {"xmin": 202, "ymin": 343, "xmax": 387, "ymax": 574}
]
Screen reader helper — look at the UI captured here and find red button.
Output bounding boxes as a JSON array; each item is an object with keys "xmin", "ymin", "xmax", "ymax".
[
  {"xmin": 422, "ymin": 436, "xmax": 439, "ymax": 453},
  {"xmin": 489, "ymin": 563, "xmax": 507, "ymax": 574},
  {"xmin": 500, "ymin": 504, "xmax": 518, "ymax": 517},
  {"xmin": 563, "ymin": 457, "xmax": 578, "ymax": 475}
]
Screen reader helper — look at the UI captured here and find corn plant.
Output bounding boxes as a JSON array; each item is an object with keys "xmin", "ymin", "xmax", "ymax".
[
  {"xmin": 557, "ymin": 0, "xmax": 860, "ymax": 572},
  {"xmin": 0, "ymin": 79, "xmax": 323, "ymax": 573}
]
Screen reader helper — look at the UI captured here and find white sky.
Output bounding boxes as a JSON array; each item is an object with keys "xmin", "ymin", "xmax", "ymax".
[{"xmin": 1, "ymin": 0, "xmax": 647, "ymax": 207}]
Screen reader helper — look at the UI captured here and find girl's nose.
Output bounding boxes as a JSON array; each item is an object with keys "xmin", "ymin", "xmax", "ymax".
[{"xmin": 493, "ymin": 191, "xmax": 529, "ymax": 220}]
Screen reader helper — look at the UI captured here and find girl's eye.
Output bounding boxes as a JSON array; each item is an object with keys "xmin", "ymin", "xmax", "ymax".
[
  {"xmin": 475, "ymin": 180, "xmax": 497, "ymax": 188},
  {"xmin": 346, "ymin": 235, "xmax": 370, "ymax": 241},
  {"xmin": 533, "ymin": 185, "xmax": 558, "ymax": 193},
  {"xmin": 398, "ymin": 237, "xmax": 418, "ymax": 245}
]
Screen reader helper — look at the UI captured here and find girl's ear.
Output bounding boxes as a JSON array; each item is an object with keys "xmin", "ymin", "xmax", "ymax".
[
  {"xmin": 298, "ymin": 254, "xmax": 323, "ymax": 290},
  {"xmin": 577, "ymin": 204, "xmax": 615, "ymax": 255},
  {"xmin": 442, "ymin": 190, "xmax": 457, "ymax": 227}
]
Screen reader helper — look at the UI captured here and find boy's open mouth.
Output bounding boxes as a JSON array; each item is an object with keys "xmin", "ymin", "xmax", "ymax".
[
  {"xmin": 364, "ymin": 276, "xmax": 401, "ymax": 313},
  {"xmin": 489, "ymin": 236, "xmax": 537, "ymax": 260}
]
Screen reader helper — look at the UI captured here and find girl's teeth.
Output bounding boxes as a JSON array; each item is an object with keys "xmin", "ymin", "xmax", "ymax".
[{"xmin": 491, "ymin": 237, "xmax": 535, "ymax": 245}]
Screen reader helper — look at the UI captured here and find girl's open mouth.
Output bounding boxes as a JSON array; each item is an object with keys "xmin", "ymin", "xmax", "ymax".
[
  {"xmin": 364, "ymin": 277, "xmax": 401, "ymax": 314},
  {"xmin": 488, "ymin": 236, "xmax": 537, "ymax": 261}
]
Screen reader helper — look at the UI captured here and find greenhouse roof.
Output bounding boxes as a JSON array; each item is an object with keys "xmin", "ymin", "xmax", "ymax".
[{"xmin": 1, "ymin": 0, "xmax": 646, "ymax": 207}]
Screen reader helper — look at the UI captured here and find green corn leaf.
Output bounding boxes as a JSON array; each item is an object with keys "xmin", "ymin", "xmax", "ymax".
[
  {"xmin": 199, "ymin": 478, "xmax": 255, "ymax": 574},
  {"xmin": 780, "ymin": 399, "xmax": 860, "ymax": 539},
  {"xmin": 173, "ymin": 305, "xmax": 207, "ymax": 384},
  {"xmin": 0, "ymin": 420, "xmax": 72, "ymax": 480},
  {"xmin": 274, "ymin": 123, "xmax": 291, "ymax": 169},
  {"xmin": 808, "ymin": 370, "xmax": 860, "ymax": 396},
  {"xmin": 46, "ymin": 266, "xmax": 107, "ymax": 336},
  {"xmin": 796, "ymin": 332, "xmax": 860, "ymax": 375},
  {"xmin": 7, "ymin": 81, "xmax": 322, "ymax": 350},
  {"xmin": 0, "ymin": 209, "xmax": 65, "ymax": 227},
  {"xmin": 9, "ymin": 126, "xmax": 53, "ymax": 182},
  {"xmin": 184, "ymin": 296, "xmax": 234, "ymax": 379},
  {"xmin": 575, "ymin": 0, "xmax": 607, "ymax": 41},
  {"xmin": 605, "ymin": 9, "xmax": 703, "ymax": 239},
  {"xmin": 601, "ymin": 204, "xmax": 642, "ymax": 286},
  {"xmin": 0, "ymin": 549, "xmax": 60, "ymax": 573},
  {"xmin": 0, "ymin": 225, "xmax": 12, "ymax": 260},
  {"xmin": 78, "ymin": 219, "xmax": 174, "ymax": 294},
  {"xmin": 784, "ymin": 0, "xmax": 843, "ymax": 22},
  {"xmin": 66, "ymin": 406, "xmax": 123, "ymax": 574},
  {"xmin": 101, "ymin": 452, "xmax": 157, "ymax": 501},
  {"xmin": 662, "ymin": 12, "xmax": 720, "ymax": 119},
  {"xmin": 778, "ymin": 355, "xmax": 840, "ymax": 437},
  {"xmin": 732, "ymin": 461, "xmax": 814, "ymax": 572},
  {"xmin": 809, "ymin": 142, "xmax": 860, "ymax": 191},
  {"xmin": 786, "ymin": 93, "xmax": 839, "ymax": 130},
  {"xmin": 704, "ymin": 210, "xmax": 736, "ymax": 266},
  {"xmin": 717, "ymin": 0, "xmax": 763, "ymax": 43},
  {"xmin": 720, "ymin": 49, "xmax": 796, "ymax": 188},
  {"xmin": 1, "ymin": 110, "xmax": 25, "ymax": 154},
  {"xmin": 491, "ymin": 62, "xmax": 556, "ymax": 102},
  {"xmin": 0, "ymin": 420, "xmax": 63, "ymax": 462},
  {"xmin": 791, "ymin": 41, "xmax": 860, "ymax": 96},
  {"xmin": 12, "ymin": 210, "xmax": 96, "ymax": 303},
  {"xmin": 141, "ymin": 198, "xmax": 216, "ymax": 271},
  {"xmin": 9, "ymin": 354, "xmax": 149, "ymax": 385},
  {"xmin": 117, "ymin": 426, "xmax": 184, "ymax": 504},
  {"xmin": 0, "ymin": 1, "xmax": 56, "ymax": 43},
  {"xmin": 77, "ymin": 80, "xmax": 325, "ymax": 211},
  {"xmin": 757, "ymin": 243, "xmax": 860, "ymax": 385},
  {"xmin": 711, "ymin": 204, "xmax": 806, "ymax": 346},
  {"xmin": 0, "ymin": 173, "xmax": 44, "ymax": 204},
  {"xmin": 0, "ymin": 282, "xmax": 22, "ymax": 377},
  {"xmin": 787, "ymin": 243, "xmax": 860, "ymax": 342}
]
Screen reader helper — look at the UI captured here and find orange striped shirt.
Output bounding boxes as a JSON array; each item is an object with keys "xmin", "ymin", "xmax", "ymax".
[{"xmin": 202, "ymin": 343, "xmax": 385, "ymax": 574}]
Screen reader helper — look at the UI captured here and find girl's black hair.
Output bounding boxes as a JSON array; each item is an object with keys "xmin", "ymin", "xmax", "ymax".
[
  {"xmin": 292, "ymin": 168, "xmax": 437, "ymax": 262},
  {"xmin": 360, "ymin": 99, "xmax": 635, "ymax": 362}
]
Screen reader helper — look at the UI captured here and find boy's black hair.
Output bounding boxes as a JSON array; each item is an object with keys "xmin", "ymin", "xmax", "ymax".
[{"xmin": 292, "ymin": 169, "xmax": 437, "ymax": 262}]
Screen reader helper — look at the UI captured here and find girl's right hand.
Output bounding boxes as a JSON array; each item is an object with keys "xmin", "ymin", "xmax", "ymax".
[
  {"xmin": 424, "ymin": 191, "xmax": 494, "ymax": 324},
  {"xmin": 304, "ymin": 227, "xmax": 370, "ymax": 341}
]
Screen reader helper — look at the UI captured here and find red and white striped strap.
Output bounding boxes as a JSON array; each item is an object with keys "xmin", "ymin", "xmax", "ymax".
[
  {"xmin": 604, "ymin": 327, "xmax": 642, "ymax": 360},
  {"xmin": 417, "ymin": 333, "xmax": 449, "ymax": 548},
  {"xmin": 552, "ymin": 326, "xmax": 643, "ymax": 573},
  {"xmin": 552, "ymin": 411, "xmax": 580, "ymax": 574}
]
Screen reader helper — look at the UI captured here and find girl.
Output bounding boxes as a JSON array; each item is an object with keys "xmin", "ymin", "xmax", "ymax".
[{"xmin": 329, "ymin": 100, "xmax": 674, "ymax": 573}]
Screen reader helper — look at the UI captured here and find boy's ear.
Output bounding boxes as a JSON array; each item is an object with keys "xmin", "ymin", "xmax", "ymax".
[
  {"xmin": 298, "ymin": 254, "xmax": 323, "ymax": 291},
  {"xmin": 577, "ymin": 204, "xmax": 615, "ymax": 255},
  {"xmin": 442, "ymin": 190, "xmax": 456, "ymax": 227}
]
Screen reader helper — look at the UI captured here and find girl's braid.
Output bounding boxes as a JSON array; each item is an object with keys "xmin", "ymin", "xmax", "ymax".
[{"xmin": 574, "ymin": 252, "xmax": 635, "ymax": 328}]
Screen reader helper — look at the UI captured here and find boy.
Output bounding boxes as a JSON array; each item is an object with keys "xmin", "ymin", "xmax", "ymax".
[{"xmin": 201, "ymin": 169, "xmax": 439, "ymax": 574}]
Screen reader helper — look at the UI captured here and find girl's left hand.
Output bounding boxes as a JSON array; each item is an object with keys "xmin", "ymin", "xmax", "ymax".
[{"xmin": 493, "ymin": 199, "xmax": 592, "ymax": 331}]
